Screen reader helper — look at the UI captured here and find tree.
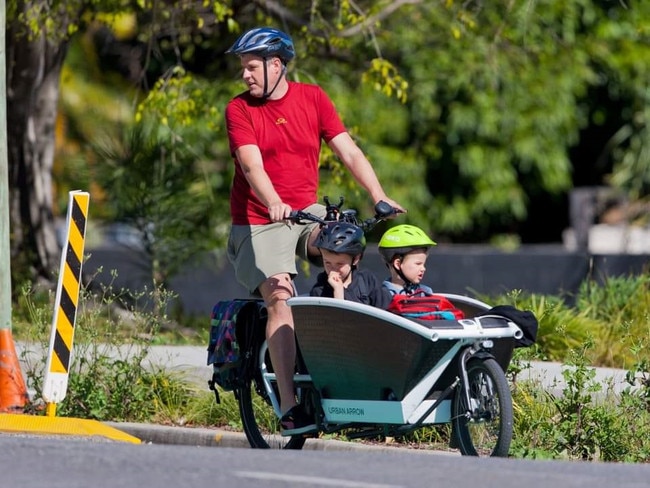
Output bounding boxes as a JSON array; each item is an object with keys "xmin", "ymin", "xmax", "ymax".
[
  {"xmin": 7, "ymin": 1, "xmax": 73, "ymax": 284},
  {"xmin": 373, "ymin": 1, "xmax": 650, "ymax": 242},
  {"xmin": 5, "ymin": 0, "xmax": 234, "ymax": 287},
  {"xmin": 91, "ymin": 70, "xmax": 230, "ymax": 295},
  {"xmin": 8, "ymin": 0, "xmax": 649, "ymax": 293}
]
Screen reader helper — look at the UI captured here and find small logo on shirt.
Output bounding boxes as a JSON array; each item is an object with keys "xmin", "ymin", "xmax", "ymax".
[{"xmin": 275, "ymin": 118, "xmax": 287, "ymax": 125}]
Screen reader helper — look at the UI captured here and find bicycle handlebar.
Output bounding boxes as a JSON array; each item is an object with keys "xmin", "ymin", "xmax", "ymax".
[{"xmin": 287, "ymin": 197, "xmax": 402, "ymax": 233}]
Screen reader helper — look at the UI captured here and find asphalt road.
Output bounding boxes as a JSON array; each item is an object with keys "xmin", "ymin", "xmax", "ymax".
[
  {"xmin": 3, "ymin": 343, "xmax": 646, "ymax": 488},
  {"xmin": 4, "ymin": 434, "xmax": 650, "ymax": 488}
]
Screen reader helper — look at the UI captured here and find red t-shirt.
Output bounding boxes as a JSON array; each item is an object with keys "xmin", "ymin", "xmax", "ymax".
[{"xmin": 226, "ymin": 82, "xmax": 347, "ymax": 225}]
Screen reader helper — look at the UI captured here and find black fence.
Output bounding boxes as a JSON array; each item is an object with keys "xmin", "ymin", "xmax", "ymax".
[{"xmin": 84, "ymin": 245, "xmax": 649, "ymax": 316}]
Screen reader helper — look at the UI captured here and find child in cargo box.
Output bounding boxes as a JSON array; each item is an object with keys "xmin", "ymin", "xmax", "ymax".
[
  {"xmin": 378, "ymin": 225, "xmax": 464, "ymax": 320},
  {"xmin": 378, "ymin": 224, "xmax": 437, "ymax": 296},
  {"xmin": 309, "ymin": 221, "xmax": 392, "ymax": 309}
]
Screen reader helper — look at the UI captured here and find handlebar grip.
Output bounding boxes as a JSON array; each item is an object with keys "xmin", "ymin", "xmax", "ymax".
[
  {"xmin": 286, "ymin": 210, "xmax": 326, "ymax": 225},
  {"xmin": 374, "ymin": 200, "xmax": 400, "ymax": 219}
]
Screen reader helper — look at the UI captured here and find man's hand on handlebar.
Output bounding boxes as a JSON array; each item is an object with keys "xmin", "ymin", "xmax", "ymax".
[
  {"xmin": 268, "ymin": 201, "xmax": 293, "ymax": 223},
  {"xmin": 286, "ymin": 209, "xmax": 326, "ymax": 226},
  {"xmin": 373, "ymin": 200, "xmax": 404, "ymax": 219},
  {"xmin": 376, "ymin": 197, "xmax": 406, "ymax": 216}
]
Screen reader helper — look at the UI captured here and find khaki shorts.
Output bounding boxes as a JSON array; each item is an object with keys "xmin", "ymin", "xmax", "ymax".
[{"xmin": 227, "ymin": 203, "xmax": 326, "ymax": 295}]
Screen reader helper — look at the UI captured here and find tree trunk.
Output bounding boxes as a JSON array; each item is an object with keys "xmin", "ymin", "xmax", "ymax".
[{"xmin": 6, "ymin": 20, "xmax": 68, "ymax": 284}]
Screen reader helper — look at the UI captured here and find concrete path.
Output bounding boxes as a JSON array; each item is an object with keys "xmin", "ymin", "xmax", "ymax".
[{"xmin": 16, "ymin": 343, "xmax": 635, "ymax": 397}]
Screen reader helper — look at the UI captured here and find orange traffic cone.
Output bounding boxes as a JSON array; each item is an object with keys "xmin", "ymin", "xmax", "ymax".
[{"xmin": 0, "ymin": 328, "xmax": 29, "ymax": 412}]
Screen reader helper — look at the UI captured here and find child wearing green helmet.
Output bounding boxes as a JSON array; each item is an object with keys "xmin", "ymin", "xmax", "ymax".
[
  {"xmin": 378, "ymin": 224, "xmax": 464, "ymax": 321},
  {"xmin": 378, "ymin": 224, "xmax": 438, "ymax": 296}
]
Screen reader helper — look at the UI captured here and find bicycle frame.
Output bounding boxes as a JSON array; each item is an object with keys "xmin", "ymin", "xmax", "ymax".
[
  {"xmin": 255, "ymin": 295, "xmax": 522, "ymax": 432},
  {"xmin": 222, "ymin": 197, "xmax": 524, "ymax": 455}
]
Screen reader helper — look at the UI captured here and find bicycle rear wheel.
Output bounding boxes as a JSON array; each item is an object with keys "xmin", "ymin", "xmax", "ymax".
[
  {"xmin": 452, "ymin": 357, "xmax": 513, "ymax": 457},
  {"xmin": 237, "ymin": 343, "xmax": 307, "ymax": 449}
]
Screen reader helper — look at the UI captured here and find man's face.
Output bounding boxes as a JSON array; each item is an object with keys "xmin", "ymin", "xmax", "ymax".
[{"xmin": 239, "ymin": 54, "xmax": 283, "ymax": 98}]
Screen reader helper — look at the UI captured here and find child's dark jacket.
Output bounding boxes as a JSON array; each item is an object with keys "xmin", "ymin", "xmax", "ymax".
[{"xmin": 310, "ymin": 268, "xmax": 392, "ymax": 309}]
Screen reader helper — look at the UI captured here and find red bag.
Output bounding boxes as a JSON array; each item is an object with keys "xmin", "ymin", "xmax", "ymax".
[{"xmin": 387, "ymin": 294, "xmax": 465, "ymax": 321}]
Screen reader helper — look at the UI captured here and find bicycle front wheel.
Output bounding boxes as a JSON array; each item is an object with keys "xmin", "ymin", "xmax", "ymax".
[
  {"xmin": 237, "ymin": 346, "xmax": 307, "ymax": 450},
  {"xmin": 452, "ymin": 357, "xmax": 513, "ymax": 457}
]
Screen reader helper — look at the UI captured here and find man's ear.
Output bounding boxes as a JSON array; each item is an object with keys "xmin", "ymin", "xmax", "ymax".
[
  {"xmin": 271, "ymin": 56, "xmax": 283, "ymax": 72},
  {"xmin": 352, "ymin": 255, "xmax": 362, "ymax": 267}
]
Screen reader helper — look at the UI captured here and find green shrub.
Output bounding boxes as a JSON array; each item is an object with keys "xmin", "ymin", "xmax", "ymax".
[{"xmin": 574, "ymin": 274, "xmax": 650, "ymax": 368}]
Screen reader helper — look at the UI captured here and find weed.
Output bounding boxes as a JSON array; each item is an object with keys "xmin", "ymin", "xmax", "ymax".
[{"xmin": 17, "ymin": 278, "xmax": 194, "ymax": 423}]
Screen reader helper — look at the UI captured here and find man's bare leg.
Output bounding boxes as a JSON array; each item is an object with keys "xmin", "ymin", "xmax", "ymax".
[{"xmin": 259, "ymin": 273, "xmax": 297, "ymax": 415}]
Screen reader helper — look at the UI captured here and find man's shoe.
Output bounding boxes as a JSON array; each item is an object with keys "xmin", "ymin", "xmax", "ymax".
[{"xmin": 280, "ymin": 405, "xmax": 317, "ymax": 436}]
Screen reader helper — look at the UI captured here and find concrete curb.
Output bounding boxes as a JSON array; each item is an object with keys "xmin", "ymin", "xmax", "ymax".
[
  {"xmin": 106, "ymin": 422, "xmax": 456, "ymax": 454},
  {"xmin": 106, "ymin": 423, "xmax": 252, "ymax": 449}
]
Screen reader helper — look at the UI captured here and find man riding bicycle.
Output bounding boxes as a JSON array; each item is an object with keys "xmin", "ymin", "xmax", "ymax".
[{"xmin": 224, "ymin": 26, "xmax": 404, "ymax": 435}]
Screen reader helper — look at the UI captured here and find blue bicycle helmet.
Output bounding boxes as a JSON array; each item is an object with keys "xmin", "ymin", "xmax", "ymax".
[
  {"xmin": 226, "ymin": 27, "xmax": 295, "ymax": 63},
  {"xmin": 315, "ymin": 222, "xmax": 366, "ymax": 256}
]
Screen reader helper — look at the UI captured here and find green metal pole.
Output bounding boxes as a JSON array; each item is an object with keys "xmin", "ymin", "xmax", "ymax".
[
  {"xmin": 0, "ymin": 0, "xmax": 11, "ymax": 332},
  {"xmin": 0, "ymin": 1, "xmax": 29, "ymax": 413}
]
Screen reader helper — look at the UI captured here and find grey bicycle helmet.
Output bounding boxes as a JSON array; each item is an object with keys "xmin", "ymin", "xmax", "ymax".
[
  {"xmin": 315, "ymin": 222, "xmax": 366, "ymax": 256},
  {"xmin": 225, "ymin": 27, "xmax": 295, "ymax": 63}
]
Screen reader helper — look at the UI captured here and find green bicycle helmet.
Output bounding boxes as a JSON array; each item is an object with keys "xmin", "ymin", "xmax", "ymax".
[
  {"xmin": 315, "ymin": 222, "xmax": 366, "ymax": 256},
  {"xmin": 378, "ymin": 224, "xmax": 437, "ymax": 263}
]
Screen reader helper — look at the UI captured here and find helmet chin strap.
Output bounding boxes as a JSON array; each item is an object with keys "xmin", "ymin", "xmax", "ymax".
[
  {"xmin": 262, "ymin": 60, "xmax": 286, "ymax": 99},
  {"xmin": 393, "ymin": 260, "xmax": 417, "ymax": 293}
]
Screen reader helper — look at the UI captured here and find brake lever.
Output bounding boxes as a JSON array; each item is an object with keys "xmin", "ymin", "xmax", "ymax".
[{"xmin": 287, "ymin": 210, "xmax": 326, "ymax": 225}]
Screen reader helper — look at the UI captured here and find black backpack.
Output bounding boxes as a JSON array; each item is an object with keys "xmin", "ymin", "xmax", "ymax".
[
  {"xmin": 207, "ymin": 299, "xmax": 266, "ymax": 403},
  {"xmin": 482, "ymin": 305, "xmax": 539, "ymax": 348}
]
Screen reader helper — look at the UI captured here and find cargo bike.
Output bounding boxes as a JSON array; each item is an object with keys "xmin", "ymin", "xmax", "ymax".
[{"xmin": 208, "ymin": 198, "xmax": 524, "ymax": 457}]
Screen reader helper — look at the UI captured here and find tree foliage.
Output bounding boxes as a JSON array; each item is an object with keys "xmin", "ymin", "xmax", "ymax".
[
  {"xmin": 6, "ymin": 0, "xmax": 650, "ymax": 290},
  {"xmin": 370, "ymin": 1, "xmax": 650, "ymax": 241}
]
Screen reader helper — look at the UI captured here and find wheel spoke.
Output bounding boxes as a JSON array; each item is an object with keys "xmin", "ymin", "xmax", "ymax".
[{"xmin": 452, "ymin": 357, "xmax": 513, "ymax": 457}]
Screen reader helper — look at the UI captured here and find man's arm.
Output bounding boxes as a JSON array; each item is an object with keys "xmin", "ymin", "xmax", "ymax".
[
  {"xmin": 327, "ymin": 133, "xmax": 405, "ymax": 212},
  {"xmin": 234, "ymin": 144, "xmax": 292, "ymax": 221}
]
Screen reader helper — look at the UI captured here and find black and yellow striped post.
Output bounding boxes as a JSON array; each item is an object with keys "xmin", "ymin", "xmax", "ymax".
[
  {"xmin": 42, "ymin": 190, "xmax": 90, "ymax": 416},
  {"xmin": 1, "ymin": 191, "xmax": 140, "ymax": 442}
]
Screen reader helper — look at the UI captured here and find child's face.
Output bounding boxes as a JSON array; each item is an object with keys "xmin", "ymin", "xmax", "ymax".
[
  {"xmin": 320, "ymin": 249, "xmax": 359, "ymax": 280},
  {"xmin": 395, "ymin": 250, "xmax": 428, "ymax": 284}
]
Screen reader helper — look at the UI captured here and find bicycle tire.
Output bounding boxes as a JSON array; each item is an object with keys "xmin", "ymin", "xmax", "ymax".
[
  {"xmin": 237, "ymin": 345, "xmax": 307, "ymax": 450},
  {"xmin": 452, "ymin": 357, "xmax": 513, "ymax": 457}
]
